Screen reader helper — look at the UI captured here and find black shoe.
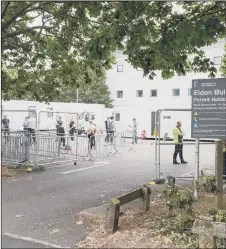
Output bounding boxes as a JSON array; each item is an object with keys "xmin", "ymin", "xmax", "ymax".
[
  {"xmin": 181, "ymin": 161, "xmax": 188, "ymax": 164},
  {"xmin": 173, "ymin": 161, "xmax": 180, "ymax": 164}
]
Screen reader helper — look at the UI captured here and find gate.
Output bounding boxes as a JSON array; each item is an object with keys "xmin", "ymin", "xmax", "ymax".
[{"xmin": 154, "ymin": 109, "xmax": 216, "ymax": 191}]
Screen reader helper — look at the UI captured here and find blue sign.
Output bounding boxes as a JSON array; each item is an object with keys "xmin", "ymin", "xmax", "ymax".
[{"xmin": 193, "ymin": 123, "xmax": 199, "ymax": 128}]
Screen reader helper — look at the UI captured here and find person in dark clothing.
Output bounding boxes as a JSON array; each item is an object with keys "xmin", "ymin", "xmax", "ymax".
[
  {"xmin": 105, "ymin": 117, "xmax": 110, "ymax": 142},
  {"xmin": 108, "ymin": 116, "xmax": 115, "ymax": 144},
  {"xmin": 69, "ymin": 119, "xmax": 76, "ymax": 141},
  {"xmin": 173, "ymin": 121, "xmax": 187, "ymax": 164},
  {"xmin": 57, "ymin": 123, "xmax": 65, "ymax": 147},
  {"xmin": 2, "ymin": 115, "xmax": 10, "ymax": 136},
  {"xmin": 56, "ymin": 117, "xmax": 63, "ymax": 140}
]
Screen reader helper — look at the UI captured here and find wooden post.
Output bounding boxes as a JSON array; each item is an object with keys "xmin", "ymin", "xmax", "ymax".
[
  {"xmin": 105, "ymin": 198, "xmax": 120, "ymax": 234},
  {"xmin": 141, "ymin": 185, "xmax": 151, "ymax": 212},
  {"xmin": 215, "ymin": 140, "xmax": 223, "ymax": 209},
  {"xmin": 167, "ymin": 175, "xmax": 175, "ymax": 186}
]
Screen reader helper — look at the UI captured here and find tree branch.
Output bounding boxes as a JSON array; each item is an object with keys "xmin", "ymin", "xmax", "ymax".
[
  {"xmin": 2, "ymin": 2, "xmax": 52, "ymax": 30},
  {"xmin": 1, "ymin": 1, "xmax": 10, "ymax": 19},
  {"xmin": 3, "ymin": 25, "xmax": 53, "ymax": 38}
]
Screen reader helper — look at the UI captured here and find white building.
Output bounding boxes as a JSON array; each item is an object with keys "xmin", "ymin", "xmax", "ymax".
[
  {"xmin": 1, "ymin": 39, "xmax": 225, "ymax": 139},
  {"xmin": 106, "ymin": 39, "xmax": 225, "ymax": 138}
]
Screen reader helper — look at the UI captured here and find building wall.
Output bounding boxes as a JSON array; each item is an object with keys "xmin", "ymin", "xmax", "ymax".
[{"xmin": 106, "ymin": 39, "xmax": 225, "ymax": 137}]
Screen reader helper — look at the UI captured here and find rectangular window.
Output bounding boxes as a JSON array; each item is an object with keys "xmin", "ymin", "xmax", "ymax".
[
  {"xmin": 117, "ymin": 65, "xmax": 123, "ymax": 72},
  {"xmin": 172, "ymin": 89, "xmax": 180, "ymax": 96},
  {"xmin": 115, "ymin": 113, "xmax": 120, "ymax": 121},
  {"xmin": 213, "ymin": 56, "xmax": 222, "ymax": 65},
  {"xmin": 117, "ymin": 90, "xmax": 123, "ymax": 98},
  {"xmin": 28, "ymin": 106, "xmax": 36, "ymax": 117},
  {"xmin": 47, "ymin": 108, "xmax": 53, "ymax": 117},
  {"xmin": 136, "ymin": 90, "xmax": 143, "ymax": 97},
  {"xmin": 163, "ymin": 116, "xmax": 171, "ymax": 119},
  {"xmin": 150, "ymin": 89, "xmax": 157, "ymax": 97},
  {"xmin": 188, "ymin": 88, "xmax": 192, "ymax": 96}
]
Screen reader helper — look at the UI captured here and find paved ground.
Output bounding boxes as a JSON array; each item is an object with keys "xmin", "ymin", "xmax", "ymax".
[{"xmin": 2, "ymin": 141, "xmax": 215, "ymax": 248}]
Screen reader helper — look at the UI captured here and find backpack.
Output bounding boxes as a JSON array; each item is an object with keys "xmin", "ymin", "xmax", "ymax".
[{"xmin": 108, "ymin": 120, "xmax": 114, "ymax": 130}]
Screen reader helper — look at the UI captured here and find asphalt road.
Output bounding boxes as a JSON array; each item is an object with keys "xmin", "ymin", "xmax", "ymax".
[{"xmin": 2, "ymin": 141, "xmax": 215, "ymax": 248}]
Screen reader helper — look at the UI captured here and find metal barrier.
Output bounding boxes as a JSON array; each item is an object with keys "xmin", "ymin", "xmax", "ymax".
[
  {"xmin": 154, "ymin": 109, "xmax": 217, "ymax": 192},
  {"xmin": 1, "ymin": 129, "xmax": 138, "ymax": 169}
]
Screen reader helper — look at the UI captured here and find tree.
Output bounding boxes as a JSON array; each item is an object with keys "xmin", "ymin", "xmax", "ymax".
[
  {"xmin": 2, "ymin": 2, "xmax": 115, "ymax": 101},
  {"xmin": 54, "ymin": 75, "xmax": 113, "ymax": 108},
  {"xmin": 221, "ymin": 44, "xmax": 226, "ymax": 76},
  {"xmin": 2, "ymin": 2, "xmax": 226, "ymax": 101},
  {"xmin": 86, "ymin": 2, "xmax": 226, "ymax": 80}
]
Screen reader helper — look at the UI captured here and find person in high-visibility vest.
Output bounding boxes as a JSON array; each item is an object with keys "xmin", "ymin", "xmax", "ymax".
[{"xmin": 173, "ymin": 121, "xmax": 187, "ymax": 165}]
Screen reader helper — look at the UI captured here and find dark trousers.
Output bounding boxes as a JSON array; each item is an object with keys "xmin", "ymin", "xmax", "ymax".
[
  {"xmin": 173, "ymin": 144, "xmax": 184, "ymax": 162},
  {"xmin": 3, "ymin": 126, "xmax": 10, "ymax": 136},
  {"xmin": 109, "ymin": 131, "xmax": 114, "ymax": 143},
  {"xmin": 88, "ymin": 134, "xmax": 95, "ymax": 149},
  {"xmin": 105, "ymin": 130, "xmax": 110, "ymax": 142},
  {"xmin": 27, "ymin": 128, "xmax": 36, "ymax": 144},
  {"xmin": 69, "ymin": 128, "xmax": 75, "ymax": 141},
  {"xmin": 58, "ymin": 133, "xmax": 65, "ymax": 146}
]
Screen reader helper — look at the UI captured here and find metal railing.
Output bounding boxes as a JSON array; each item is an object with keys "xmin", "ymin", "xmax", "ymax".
[{"xmin": 1, "ymin": 130, "xmax": 138, "ymax": 169}]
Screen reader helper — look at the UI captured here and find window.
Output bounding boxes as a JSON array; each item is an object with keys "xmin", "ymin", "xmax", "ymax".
[
  {"xmin": 163, "ymin": 116, "xmax": 171, "ymax": 119},
  {"xmin": 115, "ymin": 113, "xmax": 120, "ymax": 121},
  {"xmin": 213, "ymin": 56, "xmax": 222, "ymax": 65},
  {"xmin": 47, "ymin": 108, "xmax": 53, "ymax": 118},
  {"xmin": 150, "ymin": 89, "xmax": 157, "ymax": 97},
  {"xmin": 117, "ymin": 90, "xmax": 123, "ymax": 98},
  {"xmin": 172, "ymin": 89, "xmax": 180, "ymax": 96},
  {"xmin": 28, "ymin": 106, "xmax": 36, "ymax": 117},
  {"xmin": 117, "ymin": 65, "xmax": 123, "ymax": 72},
  {"xmin": 188, "ymin": 88, "xmax": 192, "ymax": 96},
  {"xmin": 136, "ymin": 90, "xmax": 143, "ymax": 97}
]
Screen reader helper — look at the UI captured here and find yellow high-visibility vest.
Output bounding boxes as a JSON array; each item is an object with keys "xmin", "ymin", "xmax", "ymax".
[{"xmin": 173, "ymin": 127, "xmax": 184, "ymax": 144}]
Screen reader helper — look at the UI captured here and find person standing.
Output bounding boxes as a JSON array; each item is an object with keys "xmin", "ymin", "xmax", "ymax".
[
  {"xmin": 87, "ymin": 121, "xmax": 96, "ymax": 150},
  {"xmin": 129, "ymin": 118, "xmax": 138, "ymax": 144},
  {"xmin": 108, "ymin": 116, "xmax": 115, "ymax": 144},
  {"xmin": 2, "ymin": 115, "xmax": 10, "ymax": 136},
  {"xmin": 173, "ymin": 121, "xmax": 187, "ymax": 164},
  {"xmin": 56, "ymin": 116, "xmax": 63, "ymax": 140},
  {"xmin": 105, "ymin": 117, "xmax": 110, "ymax": 142},
  {"xmin": 27, "ymin": 115, "xmax": 36, "ymax": 144},
  {"xmin": 58, "ymin": 123, "xmax": 66, "ymax": 148},
  {"xmin": 23, "ymin": 117, "xmax": 28, "ymax": 132},
  {"xmin": 69, "ymin": 118, "xmax": 76, "ymax": 141}
]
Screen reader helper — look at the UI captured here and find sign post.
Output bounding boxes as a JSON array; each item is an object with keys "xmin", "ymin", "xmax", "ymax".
[{"xmin": 191, "ymin": 78, "xmax": 226, "ymax": 207}]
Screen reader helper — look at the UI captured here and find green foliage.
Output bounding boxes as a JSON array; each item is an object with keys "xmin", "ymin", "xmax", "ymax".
[
  {"xmin": 196, "ymin": 173, "xmax": 217, "ymax": 193},
  {"xmin": 216, "ymin": 209, "xmax": 226, "ymax": 222},
  {"xmin": 163, "ymin": 184, "xmax": 196, "ymax": 214},
  {"xmin": 2, "ymin": 2, "xmax": 226, "ymax": 101},
  {"xmin": 221, "ymin": 44, "xmax": 226, "ymax": 77}
]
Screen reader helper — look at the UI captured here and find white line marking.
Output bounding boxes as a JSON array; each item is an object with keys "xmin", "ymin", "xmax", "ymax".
[
  {"xmin": 60, "ymin": 161, "xmax": 110, "ymax": 174},
  {"xmin": 3, "ymin": 232, "xmax": 69, "ymax": 248},
  {"xmin": 182, "ymin": 170, "xmax": 194, "ymax": 177}
]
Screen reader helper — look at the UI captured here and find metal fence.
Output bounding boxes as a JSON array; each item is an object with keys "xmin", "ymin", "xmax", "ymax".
[
  {"xmin": 1, "ymin": 130, "xmax": 138, "ymax": 170},
  {"xmin": 154, "ymin": 109, "xmax": 220, "ymax": 188}
]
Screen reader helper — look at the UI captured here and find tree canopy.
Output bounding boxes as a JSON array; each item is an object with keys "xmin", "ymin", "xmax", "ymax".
[
  {"xmin": 2, "ymin": 1, "xmax": 226, "ymax": 102},
  {"xmin": 221, "ymin": 45, "xmax": 226, "ymax": 77}
]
